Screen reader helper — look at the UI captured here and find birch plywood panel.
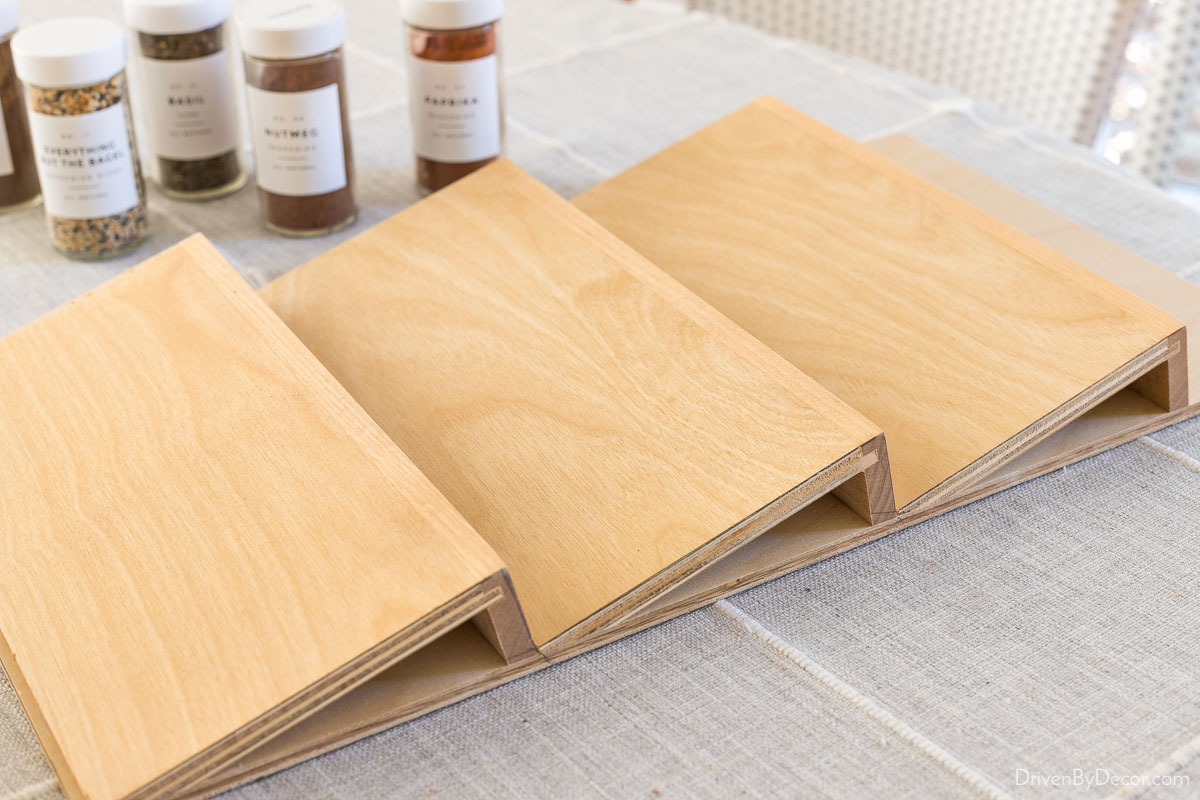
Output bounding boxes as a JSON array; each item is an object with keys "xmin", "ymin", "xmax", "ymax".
[
  {"xmin": 260, "ymin": 159, "xmax": 892, "ymax": 653},
  {"xmin": 574, "ymin": 96, "xmax": 1186, "ymax": 510},
  {"xmin": 194, "ymin": 140, "xmax": 1200, "ymax": 800},
  {"xmin": 0, "ymin": 236, "xmax": 531, "ymax": 800},
  {"xmin": 867, "ymin": 133, "xmax": 1200, "ymax": 399}
]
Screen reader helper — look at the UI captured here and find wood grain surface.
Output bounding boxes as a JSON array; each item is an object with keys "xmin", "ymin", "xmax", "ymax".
[
  {"xmin": 194, "ymin": 134, "xmax": 1200, "ymax": 800},
  {"xmin": 259, "ymin": 159, "xmax": 889, "ymax": 651},
  {"xmin": 867, "ymin": 133, "xmax": 1199, "ymax": 400},
  {"xmin": 0, "ymin": 236, "xmax": 527, "ymax": 800},
  {"xmin": 574, "ymin": 96, "xmax": 1186, "ymax": 509}
]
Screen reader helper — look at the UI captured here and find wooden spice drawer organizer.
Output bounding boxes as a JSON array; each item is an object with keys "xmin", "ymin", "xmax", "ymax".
[{"xmin": 0, "ymin": 97, "xmax": 1196, "ymax": 800}]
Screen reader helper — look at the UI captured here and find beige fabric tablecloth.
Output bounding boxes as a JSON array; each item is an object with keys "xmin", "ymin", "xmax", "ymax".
[{"xmin": 3, "ymin": 1, "xmax": 1200, "ymax": 798}]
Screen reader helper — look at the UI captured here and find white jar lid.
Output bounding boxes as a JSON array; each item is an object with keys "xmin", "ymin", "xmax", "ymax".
[
  {"xmin": 124, "ymin": 0, "xmax": 230, "ymax": 36},
  {"xmin": 401, "ymin": 0, "xmax": 502, "ymax": 31},
  {"xmin": 237, "ymin": 0, "xmax": 346, "ymax": 61},
  {"xmin": 0, "ymin": 0, "xmax": 18, "ymax": 40},
  {"xmin": 12, "ymin": 18, "xmax": 127, "ymax": 89}
]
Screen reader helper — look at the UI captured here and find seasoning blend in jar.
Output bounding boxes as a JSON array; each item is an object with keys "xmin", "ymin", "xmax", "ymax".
[
  {"xmin": 238, "ymin": 0, "xmax": 356, "ymax": 237},
  {"xmin": 402, "ymin": 0, "xmax": 503, "ymax": 193},
  {"xmin": 12, "ymin": 18, "xmax": 149, "ymax": 259},
  {"xmin": 125, "ymin": 0, "xmax": 246, "ymax": 200},
  {"xmin": 0, "ymin": 0, "xmax": 39, "ymax": 213}
]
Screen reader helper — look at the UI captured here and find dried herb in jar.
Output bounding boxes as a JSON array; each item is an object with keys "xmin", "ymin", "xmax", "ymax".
[
  {"xmin": 239, "ymin": 0, "xmax": 356, "ymax": 237},
  {"xmin": 403, "ymin": 0, "xmax": 504, "ymax": 193},
  {"xmin": 128, "ymin": 0, "xmax": 245, "ymax": 201},
  {"xmin": 14, "ymin": 18, "xmax": 149, "ymax": 260},
  {"xmin": 0, "ymin": 1, "xmax": 40, "ymax": 213}
]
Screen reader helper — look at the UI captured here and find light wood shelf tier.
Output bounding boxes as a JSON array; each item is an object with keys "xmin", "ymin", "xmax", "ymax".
[
  {"xmin": 573, "ymin": 96, "xmax": 1187, "ymax": 511},
  {"xmin": 0, "ymin": 237, "xmax": 533, "ymax": 800},
  {"xmin": 259, "ymin": 159, "xmax": 894, "ymax": 654}
]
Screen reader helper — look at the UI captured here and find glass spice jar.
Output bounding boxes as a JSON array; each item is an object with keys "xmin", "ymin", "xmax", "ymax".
[
  {"xmin": 12, "ymin": 18, "xmax": 149, "ymax": 260},
  {"xmin": 402, "ymin": 0, "xmax": 504, "ymax": 194},
  {"xmin": 125, "ymin": 0, "xmax": 246, "ymax": 200},
  {"xmin": 0, "ymin": 0, "xmax": 40, "ymax": 213},
  {"xmin": 238, "ymin": 0, "xmax": 356, "ymax": 237}
]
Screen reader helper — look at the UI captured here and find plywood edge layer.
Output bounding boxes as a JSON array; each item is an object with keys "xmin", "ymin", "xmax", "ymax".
[
  {"xmin": 543, "ymin": 435, "xmax": 896, "ymax": 655},
  {"xmin": 832, "ymin": 432, "xmax": 895, "ymax": 524},
  {"xmin": 130, "ymin": 577, "xmax": 514, "ymax": 800},
  {"xmin": 908, "ymin": 333, "xmax": 1181, "ymax": 511},
  {"xmin": 1130, "ymin": 329, "xmax": 1188, "ymax": 412}
]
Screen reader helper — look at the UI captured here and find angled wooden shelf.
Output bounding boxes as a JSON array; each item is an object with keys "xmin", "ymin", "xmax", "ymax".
[
  {"xmin": 580, "ymin": 134, "xmax": 1200, "ymax": 633},
  {"xmin": 258, "ymin": 159, "xmax": 894, "ymax": 654},
  {"xmin": 196, "ymin": 133, "xmax": 1200, "ymax": 800},
  {"xmin": 14, "ymin": 114, "xmax": 1195, "ymax": 800},
  {"xmin": 0, "ymin": 236, "xmax": 533, "ymax": 800},
  {"xmin": 868, "ymin": 133, "xmax": 1199, "ymax": 400},
  {"xmin": 573, "ymin": 96, "xmax": 1187, "ymax": 512},
  {"xmin": 865, "ymin": 133, "xmax": 1199, "ymax": 498}
]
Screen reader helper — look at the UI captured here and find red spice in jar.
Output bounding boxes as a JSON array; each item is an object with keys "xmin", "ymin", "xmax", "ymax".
[{"xmin": 403, "ymin": 0, "xmax": 504, "ymax": 193}]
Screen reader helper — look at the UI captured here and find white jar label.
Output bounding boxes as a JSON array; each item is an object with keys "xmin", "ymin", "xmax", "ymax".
[
  {"xmin": 246, "ymin": 83, "xmax": 347, "ymax": 197},
  {"xmin": 140, "ymin": 51, "xmax": 240, "ymax": 161},
  {"xmin": 29, "ymin": 103, "xmax": 140, "ymax": 219},
  {"xmin": 407, "ymin": 54, "xmax": 501, "ymax": 164},
  {"xmin": 0, "ymin": 103, "xmax": 13, "ymax": 177}
]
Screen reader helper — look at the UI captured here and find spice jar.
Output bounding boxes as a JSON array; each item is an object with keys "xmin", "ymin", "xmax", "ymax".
[
  {"xmin": 0, "ymin": 0, "xmax": 39, "ymax": 213},
  {"xmin": 13, "ymin": 18, "xmax": 149, "ymax": 259},
  {"xmin": 126, "ymin": 0, "xmax": 246, "ymax": 200},
  {"xmin": 402, "ymin": 0, "xmax": 503, "ymax": 194},
  {"xmin": 238, "ymin": 0, "xmax": 356, "ymax": 237}
]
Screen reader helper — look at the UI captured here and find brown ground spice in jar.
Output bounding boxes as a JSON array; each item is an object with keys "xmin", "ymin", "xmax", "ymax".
[
  {"xmin": 137, "ymin": 23, "xmax": 244, "ymax": 198},
  {"xmin": 28, "ymin": 74, "xmax": 149, "ymax": 258},
  {"xmin": 0, "ymin": 34, "xmax": 39, "ymax": 211},
  {"xmin": 244, "ymin": 52, "xmax": 355, "ymax": 235},
  {"xmin": 408, "ymin": 22, "xmax": 501, "ymax": 192}
]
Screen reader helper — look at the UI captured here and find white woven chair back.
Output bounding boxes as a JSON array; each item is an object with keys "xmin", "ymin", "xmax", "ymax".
[
  {"xmin": 690, "ymin": 0, "xmax": 1141, "ymax": 145},
  {"xmin": 1119, "ymin": 0, "xmax": 1200, "ymax": 185}
]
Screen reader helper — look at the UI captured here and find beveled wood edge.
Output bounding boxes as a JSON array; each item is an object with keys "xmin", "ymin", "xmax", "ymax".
[
  {"xmin": 472, "ymin": 570, "xmax": 538, "ymax": 664},
  {"xmin": 832, "ymin": 433, "xmax": 895, "ymax": 525},
  {"xmin": 1131, "ymin": 328, "xmax": 1189, "ymax": 412}
]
